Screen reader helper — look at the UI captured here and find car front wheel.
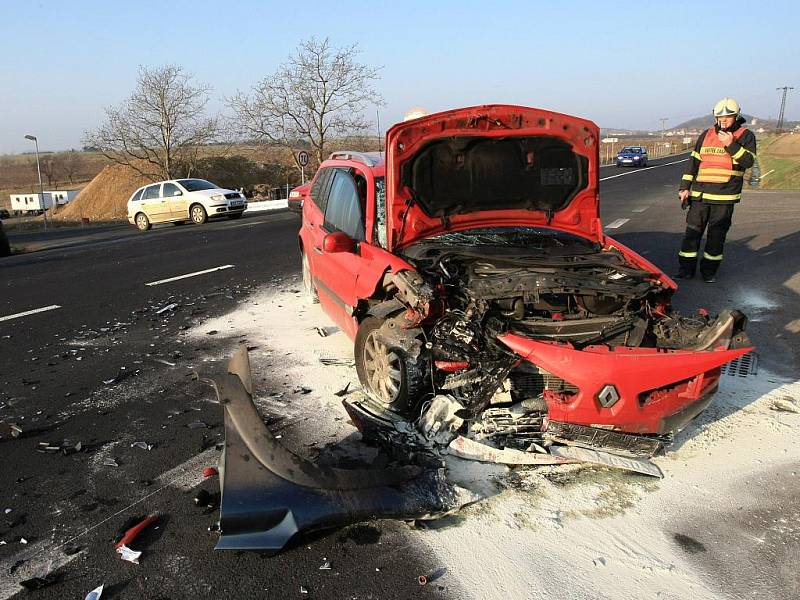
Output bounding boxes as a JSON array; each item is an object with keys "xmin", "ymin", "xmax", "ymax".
[
  {"xmin": 354, "ymin": 316, "xmax": 424, "ymax": 414},
  {"xmin": 135, "ymin": 213, "xmax": 151, "ymax": 231},
  {"xmin": 190, "ymin": 204, "xmax": 208, "ymax": 224}
]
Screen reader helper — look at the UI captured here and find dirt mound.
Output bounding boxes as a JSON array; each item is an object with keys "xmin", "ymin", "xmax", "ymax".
[{"xmin": 55, "ymin": 164, "xmax": 151, "ymax": 222}]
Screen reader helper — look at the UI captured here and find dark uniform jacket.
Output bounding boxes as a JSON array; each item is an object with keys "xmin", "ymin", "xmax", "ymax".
[{"xmin": 679, "ymin": 117, "xmax": 757, "ymax": 204}]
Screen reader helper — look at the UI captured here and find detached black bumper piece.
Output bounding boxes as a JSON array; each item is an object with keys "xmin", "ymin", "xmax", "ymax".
[{"xmin": 205, "ymin": 346, "xmax": 477, "ymax": 553}]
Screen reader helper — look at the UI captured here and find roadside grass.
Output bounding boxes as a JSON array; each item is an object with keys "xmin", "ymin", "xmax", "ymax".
[{"xmin": 758, "ymin": 133, "xmax": 800, "ymax": 190}]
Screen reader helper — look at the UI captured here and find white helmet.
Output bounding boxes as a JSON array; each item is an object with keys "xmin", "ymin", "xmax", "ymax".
[{"xmin": 713, "ymin": 97, "xmax": 740, "ymax": 118}]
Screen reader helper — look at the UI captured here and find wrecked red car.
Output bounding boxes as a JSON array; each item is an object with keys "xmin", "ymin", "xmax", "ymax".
[
  {"xmin": 208, "ymin": 105, "xmax": 751, "ymax": 551},
  {"xmin": 299, "ymin": 105, "xmax": 750, "ymax": 444}
]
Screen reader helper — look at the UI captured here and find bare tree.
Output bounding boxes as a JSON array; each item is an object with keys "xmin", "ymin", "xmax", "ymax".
[
  {"xmin": 62, "ymin": 151, "xmax": 81, "ymax": 185},
  {"xmin": 40, "ymin": 155, "xmax": 59, "ymax": 187},
  {"xmin": 83, "ymin": 65, "xmax": 219, "ymax": 180},
  {"xmin": 230, "ymin": 38, "xmax": 383, "ymax": 169}
]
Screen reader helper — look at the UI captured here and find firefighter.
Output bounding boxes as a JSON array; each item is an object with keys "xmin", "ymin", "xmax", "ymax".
[{"xmin": 676, "ymin": 97, "xmax": 757, "ymax": 282}]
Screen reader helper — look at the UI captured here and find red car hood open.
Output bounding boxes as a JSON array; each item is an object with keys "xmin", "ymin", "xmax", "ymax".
[{"xmin": 385, "ymin": 105, "xmax": 601, "ymax": 250}]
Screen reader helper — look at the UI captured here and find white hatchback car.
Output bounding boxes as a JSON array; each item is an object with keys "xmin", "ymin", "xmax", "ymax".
[{"xmin": 127, "ymin": 179, "xmax": 247, "ymax": 231}]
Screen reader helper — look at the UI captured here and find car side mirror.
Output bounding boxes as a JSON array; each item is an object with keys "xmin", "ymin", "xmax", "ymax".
[
  {"xmin": 173, "ymin": 190, "xmax": 183, "ymax": 196},
  {"xmin": 323, "ymin": 231, "xmax": 355, "ymax": 253}
]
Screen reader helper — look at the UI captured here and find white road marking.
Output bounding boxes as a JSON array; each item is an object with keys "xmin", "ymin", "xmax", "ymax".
[
  {"xmin": 760, "ymin": 169, "xmax": 775, "ymax": 179},
  {"xmin": 600, "ymin": 158, "xmax": 689, "ymax": 181},
  {"xmin": 145, "ymin": 265, "xmax": 234, "ymax": 286},
  {"xmin": 0, "ymin": 304, "xmax": 61, "ymax": 323},
  {"xmin": 605, "ymin": 218, "xmax": 629, "ymax": 229},
  {"xmin": 632, "ymin": 206, "xmax": 648, "ymax": 213}
]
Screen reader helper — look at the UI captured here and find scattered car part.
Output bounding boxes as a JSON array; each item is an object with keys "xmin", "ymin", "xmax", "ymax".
[
  {"xmin": 114, "ymin": 514, "xmax": 158, "ymax": 564},
  {"xmin": 204, "ymin": 346, "xmax": 479, "ymax": 552},
  {"xmin": 447, "ymin": 436, "xmax": 576, "ymax": 466},
  {"xmin": 548, "ymin": 445, "xmax": 663, "ymax": 478},
  {"xmin": 85, "ymin": 584, "xmax": 104, "ymax": 600}
]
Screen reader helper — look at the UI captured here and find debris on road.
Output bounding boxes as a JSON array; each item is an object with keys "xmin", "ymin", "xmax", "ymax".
[
  {"xmin": 418, "ymin": 575, "xmax": 428, "ymax": 586},
  {"xmin": 193, "ymin": 489, "xmax": 219, "ymax": 509},
  {"xmin": 204, "ymin": 346, "xmax": 480, "ymax": 553},
  {"xmin": 103, "ymin": 367, "xmax": 139, "ymax": 386},
  {"xmin": 84, "ymin": 584, "xmax": 104, "ymax": 600},
  {"xmin": 202, "ymin": 467, "xmax": 217, "ymax": 478},
  {"xmin": 548, "ymin": 445, "xmax": 663, "ymax": 478},
  {"xmin": 319, "ymin": 357, "xmax": 355, "ymax": 367},
  {"xmin": 319, "ymin": 560, "xmax": 331, "ymax": 570},
  {"xmin": 116, "ymin": 544, "xmax": 142, "ymax": 564},
  {"xmin": 155, "ymin": 303, "xmax": 178, "ymax": 315},
  {"xmin": 187, "ymin": 420, "xmax": 208, "ymax": 430},
  {"xmin": 334, "ymin": 382, "xmax": 351, "ymax": 397},
  {"xmin": 447, "ymin": 436, "xmax": 577, "ymax": 466},
  {"xmin": 102, "ymin": 457, "xmax": 119, "ymax": 467},
  {"xmin": 153, "ymin": 358, "xmax": 176, "ymax": 367},
  {"xmin": 19, "ymin": 572, "xmax": 61, "ymax": 591},
  {"xmin": 771, "ymin": 397, "xmax": 799, "ymax": 413},
  {"xmin": 130, "ymin": 441, "xmax": 153, "ymax": 451},
  {"xmin": 114, "ymin": 514, "xmax": 158, "ymax": 564}
]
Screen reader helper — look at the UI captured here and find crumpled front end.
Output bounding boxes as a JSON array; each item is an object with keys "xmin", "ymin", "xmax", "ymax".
[{"xmin": 497, "ymin": 308, "xmax": 751, "ymax": 436}]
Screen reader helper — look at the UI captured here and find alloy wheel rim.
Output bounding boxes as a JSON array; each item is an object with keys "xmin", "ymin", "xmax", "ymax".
[{"xmin": 363, "ymin": 330, "xmax": 402, "ymax": 405}]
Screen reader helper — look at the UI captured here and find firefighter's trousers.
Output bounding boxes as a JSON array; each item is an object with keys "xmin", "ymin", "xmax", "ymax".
[{"xmin": 678, "ymin": 201, "xmax": 735, "ymax": 277}]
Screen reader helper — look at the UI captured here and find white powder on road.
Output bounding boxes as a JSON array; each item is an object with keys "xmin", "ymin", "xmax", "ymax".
[{"xmin": 190, "ymin": 281, "xmax": 800, "ymax": 600}]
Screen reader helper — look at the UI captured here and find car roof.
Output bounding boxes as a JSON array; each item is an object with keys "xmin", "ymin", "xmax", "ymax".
[{"xmin": 322, "ymin": 151, "xmax": 385, "ymax": 173}]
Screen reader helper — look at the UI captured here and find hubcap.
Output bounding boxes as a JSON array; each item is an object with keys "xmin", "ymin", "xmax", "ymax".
[
  {"xmin": 137, "ymin": 216, "xmax": 147, "ymax": 228},
  {"xmin": 363, "ymin": 330, "xmax": 402, "ymax": 405},
  {"xmin": 192, "ymin": 207, "xmax": 203, "ymax": 222}
]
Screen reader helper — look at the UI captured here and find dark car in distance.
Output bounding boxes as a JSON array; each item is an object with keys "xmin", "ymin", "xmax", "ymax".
[{"xmin": 616, "ymin": 145, "xmax": 648, "ymax": 167}]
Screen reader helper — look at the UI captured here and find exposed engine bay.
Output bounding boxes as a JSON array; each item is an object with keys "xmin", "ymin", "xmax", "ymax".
[{"xmin": 358, "ymin": 227, "xmax": 750, "ymax": 457}]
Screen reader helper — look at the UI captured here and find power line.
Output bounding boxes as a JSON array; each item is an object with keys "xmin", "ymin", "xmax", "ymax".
[
  {"xmin": 776, "ymin": 86, "xmax": 794, "ymax": 133},
  {"xmin": 659, "ymin": 117, "xmax": 669, "ymax": 139}
]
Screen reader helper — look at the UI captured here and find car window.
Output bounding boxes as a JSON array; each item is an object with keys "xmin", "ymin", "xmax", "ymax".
[
  {"xmin": 163, "ymin": 182, "xmax": 182, "ymax": 197},
  {"xmin": 309, "ymin": 168, "xmax": 334, "ymax": 213},
  {"xmin": 324, "ymin": 170, "xmax": 365, "ymax": 241},
  {"xmin": 175, "ymin": 179, "xmax": 217, "ymax": 192},
  {"xmin": 142, "ymin": 184, "xmax": 161, "ymax": 200},
  {"xmin": 131, "ymin": 188, "xmax": 144, "ymax": 202}
]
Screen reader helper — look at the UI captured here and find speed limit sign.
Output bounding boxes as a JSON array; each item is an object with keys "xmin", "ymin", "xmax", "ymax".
[{"xmin": 297, "ymin": 151, "xmax": 309, "ymax": 167}]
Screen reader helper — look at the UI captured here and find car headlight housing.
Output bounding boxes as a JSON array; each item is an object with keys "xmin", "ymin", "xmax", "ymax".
[{"xmin": 211, "ymin": 194, "xmax": 225, "ymax": 201}]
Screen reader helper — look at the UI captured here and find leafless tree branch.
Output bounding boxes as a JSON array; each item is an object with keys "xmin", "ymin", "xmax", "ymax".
[
  {"xmin": 229, "ymin": 37, "xmax": 383, "ymax": 168},
  {"xmin": 83, "ymin": 65, "xmax": 219, "ymax": 180}
]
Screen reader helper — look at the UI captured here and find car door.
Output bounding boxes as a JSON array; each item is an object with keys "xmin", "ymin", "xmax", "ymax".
[
  {"xmin": 141, "ymin": 183, "xmax": 169, "ymax": 222},
  {"xmin": 163, "ymin": 182, "xmax": 188, "ymax": 220},
  {"xmin": 302, "ymin": 167, "xmax": 335, "ymax": 282},
  {"xmin": 314, "ymin": 169, "xmax": 369, "ymax": 337}
]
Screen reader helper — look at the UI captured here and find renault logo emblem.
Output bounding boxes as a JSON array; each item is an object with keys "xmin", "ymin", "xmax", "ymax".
[{"xmin": 597, "ymin": 384, "xmax": 620, "ymax": 408}]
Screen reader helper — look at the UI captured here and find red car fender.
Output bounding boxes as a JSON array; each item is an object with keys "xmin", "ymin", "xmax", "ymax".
[
  {"xmin": 497, "ymin": 333, "xmax": 752, "ymax": 434},
  {"xmin": 603, "ymin": 234, "xmax": 677, "ymax": 291}
]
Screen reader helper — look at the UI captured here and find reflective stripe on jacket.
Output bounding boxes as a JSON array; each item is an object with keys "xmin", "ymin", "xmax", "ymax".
[{"xmin": 696, "ymin": 127, "xmax": 746, "ymax": 184}]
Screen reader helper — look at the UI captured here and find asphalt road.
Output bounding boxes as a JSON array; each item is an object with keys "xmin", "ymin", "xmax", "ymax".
[{"xmin": 1, "ymin": 155, "xmax": 797, "ymax": 599}]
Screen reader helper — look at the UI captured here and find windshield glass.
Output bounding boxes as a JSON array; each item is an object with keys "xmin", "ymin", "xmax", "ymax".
[
  {"xmin": 621, "ymin": 147, "xmax": 641, "ymax": 153},
  {"xmin": 176, "ymin": 179, "xmax": 218, "ymax": 192}
]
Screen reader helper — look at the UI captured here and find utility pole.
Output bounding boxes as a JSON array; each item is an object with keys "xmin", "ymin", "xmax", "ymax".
[
  {"xmin": 24, "ymin": 134, "xmax": 48, "ymax": 231},
  {"xmin": 775, "ymin": 86, "xmax": 794, "ymax": 133},
  {"xmin": 659, "ymin": 118, "xmax": 669, "ymax": 139}
]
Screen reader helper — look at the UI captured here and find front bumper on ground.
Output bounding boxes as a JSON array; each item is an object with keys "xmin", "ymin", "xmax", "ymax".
[
  {"xmin": 204, "ymin": 346, "xmax": 477, "ymax": 553},
  {"xmin": 498, "ymin": 313, "xmax": 751, "ymax": 435}
]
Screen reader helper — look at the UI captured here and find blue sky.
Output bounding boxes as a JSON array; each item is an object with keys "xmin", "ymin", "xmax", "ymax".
[{"xmin": 2, "ymin": 0, "xmax": 797, "ymax": 154}]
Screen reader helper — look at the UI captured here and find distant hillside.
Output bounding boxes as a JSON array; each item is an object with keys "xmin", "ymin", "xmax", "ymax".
[{"xmin": 673, "ymin": 114, "xmax": 798, "ymax": 131}]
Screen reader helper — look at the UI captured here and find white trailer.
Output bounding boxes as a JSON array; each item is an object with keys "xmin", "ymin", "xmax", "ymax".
[
  {"xmin": 10, "ymin": 193, "xmax": 53, "ymax": 213},
  {"xmin": 44, "ymin": 189, "xmax": 80, "ymax": 206}
]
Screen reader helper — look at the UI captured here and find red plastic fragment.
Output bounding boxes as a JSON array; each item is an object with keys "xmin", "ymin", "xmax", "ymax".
[
  {"xmin": 203, "ymin": 467, "xmax": 218, "ymax": 478},
  {"xmin": 114, "ymin": 514, "xmax": 158, "ymax": 549}
]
